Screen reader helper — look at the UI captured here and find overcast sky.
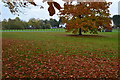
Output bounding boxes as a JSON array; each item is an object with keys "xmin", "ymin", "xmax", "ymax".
[{"xmin": 0, "ymin": 0, "xmax": 119, "ymax": 21}]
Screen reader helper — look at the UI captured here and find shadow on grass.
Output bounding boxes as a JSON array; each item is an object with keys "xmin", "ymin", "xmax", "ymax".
[{"xmin": 65, "ymin": 34, "xmax": 107, "ymax": 38}]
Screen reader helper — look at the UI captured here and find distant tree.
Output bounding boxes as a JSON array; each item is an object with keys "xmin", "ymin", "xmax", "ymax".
[
  {"xmin": 43, "ymin": 24, "xmax": 51, "ymax": 29},
  {"xmin": 2, "ymin": 17, "xmax": 58, "ymax": 30},
  {"xmin": 28, "ymin": 18, "xmax": 41, "ymax": 29},
  {"xmin": 7, "ymin": 18, "xmax": 14, "ymax": 29},
  {"xmin": 2, "ymin": 17, "xmax": 27, "ymax": 30},
  {"xmin": 43, "ymin": 19, "xmax": 49, "ymax": 24},
  {"xmin": 14, "ymin": 17, "xmax": 26, "ymax": 29},
  {"xmin": 10, "ymin": 17, "xmax": 25, "ymax": 29},
  {"xmin": 22, "ymin": 21, "xmax": 29, "ymax": 29},
  {"xmin": 28, "ymin": 18, "xmax": 52, "ymax": 29},
  {"xmin": 15, "ymin": 17, "xmax": 21, "ymax": 21},
  {"xmin": 49, "ymin": 18, "xmax": 59, "ymax": 27},
  {"xmin": 112, "ymin": 15, "xmax": 120, "ymax": 27},
  {"xmin": 2, "ymin": 19, "xmax": 8, "ymax": 30}
]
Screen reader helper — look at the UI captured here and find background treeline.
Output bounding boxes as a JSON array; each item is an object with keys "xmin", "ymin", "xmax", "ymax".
[
  {"xmin": 2, "ymin": 17, "xmax": 60, "ymax": 30},
  {"xmin": 1, "ymin": 15, "xmax": 120, "ymax": 30}
]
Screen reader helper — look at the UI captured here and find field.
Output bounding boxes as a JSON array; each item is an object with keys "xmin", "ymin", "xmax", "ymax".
[
  {"xmin": 2, "ymin": 30, "xmax": 119, "ymax": 79},
  {"xmin": 1, "ymin": 28, "xmax": 65, "ymax": 32}
]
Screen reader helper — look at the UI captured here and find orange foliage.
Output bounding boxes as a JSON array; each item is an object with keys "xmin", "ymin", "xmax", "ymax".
[
  {"xmin": 59, "ymin": 2, "xmax": 112, "ymax": 34},
  {"xmin": 47, "ymin": 2, "xmax": 62, "ymax": 16}
]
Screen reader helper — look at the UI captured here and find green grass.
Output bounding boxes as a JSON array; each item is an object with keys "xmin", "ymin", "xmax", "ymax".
[
  {"xmin": 1, "ymin": 28, "xmax": 65, "ymax": 32},
  {"xmin": 2, "ymin": 31, "xmax": 119, "ymax": 58},
  {"xmin": 1, "ymin": 28, "xmax": 119, "ymax": 32}
]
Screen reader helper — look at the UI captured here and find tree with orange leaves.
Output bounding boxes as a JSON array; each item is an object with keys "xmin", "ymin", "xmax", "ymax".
[{"xmin": 59, "ymin": 2, "xmax": 112, "ymax": 35}]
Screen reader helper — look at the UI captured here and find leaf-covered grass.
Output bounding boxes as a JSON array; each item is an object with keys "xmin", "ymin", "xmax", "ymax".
[{"xmin": 2, "ymin": 31, "xmax": 119, "ymax": 79}]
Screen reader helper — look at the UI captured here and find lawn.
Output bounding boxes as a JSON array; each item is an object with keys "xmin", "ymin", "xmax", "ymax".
[
  {"xmin": 2, "ymin": 31, "xmax": 119, "ymax": 79},
  {"xmin": 0, "ymin": 28, "xmax": 65, "ymax": 32}
]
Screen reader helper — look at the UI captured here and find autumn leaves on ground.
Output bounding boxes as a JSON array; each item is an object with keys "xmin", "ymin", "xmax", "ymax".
[{"xmin": 2, "ymin": 31, "xmax": 119, "ymax": 79}]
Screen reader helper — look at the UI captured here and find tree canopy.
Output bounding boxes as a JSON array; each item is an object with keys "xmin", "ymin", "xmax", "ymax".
[{"xmin": 59, "ymin": 2, "xmax": 112, "ymax": 35}]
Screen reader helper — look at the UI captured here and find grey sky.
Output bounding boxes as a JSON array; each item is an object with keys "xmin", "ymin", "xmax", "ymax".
[{"xmin": 0, "ymin": 0, "xmax": 119, "ymax": 21}]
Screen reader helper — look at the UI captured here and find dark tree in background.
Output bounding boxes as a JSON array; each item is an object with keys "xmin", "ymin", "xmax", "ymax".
[
  {"xmin": 1, "ymin": 17, "xmax": 60, "ymax": 30},
  {"xmin": 2, "ymin": 17, "xmax": 26, "ymax": 29},
  {"xmin": 49, "ymin": 18, "xmax": 59, "ymax": 28},
  {"xmin": 112, "ymin": 15, "xmax": 120, "ymax": 27}
]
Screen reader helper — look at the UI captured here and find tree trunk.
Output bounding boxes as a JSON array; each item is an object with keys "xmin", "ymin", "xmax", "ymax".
[{"xmin": 79, "ymin": 28, "xmax": 82, "ymax": 35}]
